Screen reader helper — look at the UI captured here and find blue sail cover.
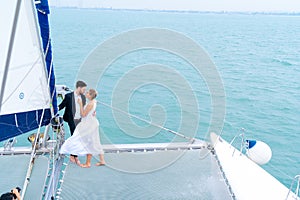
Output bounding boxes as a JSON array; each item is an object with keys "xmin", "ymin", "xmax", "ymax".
[
  {"xmin": 0, "ymin": 0, "xmax": 57, "ymax": 141},
  {"xmin": 0, "ymin": 110, "xmax": 51, "ymax": 141},
  {"xmin": 36, "ymin": 0, "xmax": 58, "ymax": 115}
]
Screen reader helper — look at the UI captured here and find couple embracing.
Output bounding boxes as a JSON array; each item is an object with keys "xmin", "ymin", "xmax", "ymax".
[{"xmin": 59, "ymin": 80, "xmax": 105, "ymax": 168}]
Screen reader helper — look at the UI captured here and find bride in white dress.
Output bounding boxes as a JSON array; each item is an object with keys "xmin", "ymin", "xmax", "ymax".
[{"xmin": 60, "ymin": 89, "xmax": 105, "ymax": 168}]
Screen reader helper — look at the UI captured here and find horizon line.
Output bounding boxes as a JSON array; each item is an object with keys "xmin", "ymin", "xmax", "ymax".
[{"xmin": 50, "ymin": 6, "xmax": 300, "ymax": 15}]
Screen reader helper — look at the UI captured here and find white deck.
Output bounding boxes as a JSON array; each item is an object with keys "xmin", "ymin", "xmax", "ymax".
[
  {"xmin": 101, "ymin": 140, "xmax": 207, "ymax": 152},
  {"xmin": 0, "ymin": 140, "xmax": 56, "ymax": 155},
  {"xmin": 2, "ymin": 137, "xmax": 299, "ymax": 200},
  {"xmin": 211, "ymin": 133, "xmax": 299, "ymax": 200},
  {"xmin": 0, "ymin": 140, "xmax": 205, "ymax": 155}
]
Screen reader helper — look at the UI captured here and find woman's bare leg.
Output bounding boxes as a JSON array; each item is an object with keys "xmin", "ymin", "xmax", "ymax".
[
  {"xmin": 69, "ymin": 155, "xmax": 75, "ymax": 163},
  {"xmin": 74, "ymin": 156, "xmax": 81, "ymax": 166},
  {"xmin": 95, "ymin": 154, "xmax": 105, "ymax": 166},
  {"xmin": 81, "ymin": 154, "xmax": 92, "ymax": 168}
]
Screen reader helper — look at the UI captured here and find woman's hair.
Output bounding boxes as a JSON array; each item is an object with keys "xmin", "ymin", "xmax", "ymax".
[{"xmin": 88, "ymin": 89, "xmax": 97, "ymax": 99}]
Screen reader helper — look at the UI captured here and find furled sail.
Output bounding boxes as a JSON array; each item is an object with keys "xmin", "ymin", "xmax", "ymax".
[{"xmin": 0, "ymin": 0, "xmax": 56, "ymax": 141}]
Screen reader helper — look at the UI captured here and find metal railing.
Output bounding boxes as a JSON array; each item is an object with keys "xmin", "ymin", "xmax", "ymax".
[{"xmin": 286, "ymin": 175, "xmax": 300, "ymax": 200}]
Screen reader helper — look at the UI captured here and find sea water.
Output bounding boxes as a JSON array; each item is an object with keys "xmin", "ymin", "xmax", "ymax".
[{"xmin": 14, "ymin": 8, "xmax": 300, "ymax": 188}]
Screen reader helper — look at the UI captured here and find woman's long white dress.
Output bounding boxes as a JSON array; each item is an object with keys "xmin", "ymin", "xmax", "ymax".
[{"xmin": 60, "ymin": 100, "xmax": 104, "ymax": 156}]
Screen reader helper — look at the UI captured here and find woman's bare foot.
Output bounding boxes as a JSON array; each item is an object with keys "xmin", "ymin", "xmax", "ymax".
[
  {"xmin": 80, "ymin": 163, "xmax": 91, "ymax": 168},
  {"xmin": 95, "ymin": 162, "xmax": 105, "ymax": 166}
]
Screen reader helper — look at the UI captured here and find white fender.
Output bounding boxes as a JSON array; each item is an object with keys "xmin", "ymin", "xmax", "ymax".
[{"xmin": 246, "ymin": 140, "xmax": 272, "ymax": 165}]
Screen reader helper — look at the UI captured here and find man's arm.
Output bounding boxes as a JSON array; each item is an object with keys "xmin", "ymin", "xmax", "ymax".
[{"xmin": 58, "ymin": 94, "xmax": 68, "ymax": 110}]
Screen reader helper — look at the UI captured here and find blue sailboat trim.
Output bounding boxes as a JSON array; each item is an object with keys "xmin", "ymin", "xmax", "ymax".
[
  {"xmin": 35, "ymin": 0, "xmax": 50, "ymax": 14},
  {"xmin": 0, "ymin": 109, "xmax": 51, "ymax": 141},
  {"xmin": 36, "ymin": 0, "xmax": 58, "ymax": 115}
]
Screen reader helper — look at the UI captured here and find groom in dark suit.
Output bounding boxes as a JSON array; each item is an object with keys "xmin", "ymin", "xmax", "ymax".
[{"xmin": 59, "ymin": 80, "xmax": 87, "ymax": 163}]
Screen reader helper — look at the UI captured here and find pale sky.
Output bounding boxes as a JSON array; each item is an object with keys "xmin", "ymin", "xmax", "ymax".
[{"xmin": 50, "ymin": 0, "xmax": 300, "ymax": 12}]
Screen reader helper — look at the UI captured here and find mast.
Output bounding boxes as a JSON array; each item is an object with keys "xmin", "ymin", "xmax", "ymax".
[{"xmin": 0, "ymin": 0, "xmax": 22, "ymax": 113}]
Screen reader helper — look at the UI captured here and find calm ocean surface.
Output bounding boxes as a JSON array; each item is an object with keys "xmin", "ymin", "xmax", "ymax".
[{"xmin": 16, "ymin": 8, "xmax": 300, "ymax": 188}]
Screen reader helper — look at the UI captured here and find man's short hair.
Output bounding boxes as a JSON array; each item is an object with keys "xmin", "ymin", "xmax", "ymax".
[{"xmin": 76, "ymin": 80, "xmax": 87, "ymax": 88}]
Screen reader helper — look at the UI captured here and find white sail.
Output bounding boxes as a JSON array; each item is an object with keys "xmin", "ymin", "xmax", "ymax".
[
  {"xmin": 0, "ymin": 0, "xmax": 52, "ymax": 141},
  {"xmin": 0, "ymin": 0, "xmax": 50, "ymax": 115}
]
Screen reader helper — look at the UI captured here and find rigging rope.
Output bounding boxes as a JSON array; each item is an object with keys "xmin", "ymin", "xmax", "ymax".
[
  {"xmin": 21, "ymin": 4, "xmax": 56, "ymax": 199},
  {"xmin": 97, "ymin": 101, "xmax": 196, "ymax": 142},
  {"xmin": 21, "ymin": 108, "xmax": 47, "ymax": 200}
]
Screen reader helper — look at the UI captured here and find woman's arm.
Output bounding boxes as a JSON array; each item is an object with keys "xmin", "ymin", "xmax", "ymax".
[{"xmin": 78, "ymin": 99, "xmax": 93, "ymax": 117}]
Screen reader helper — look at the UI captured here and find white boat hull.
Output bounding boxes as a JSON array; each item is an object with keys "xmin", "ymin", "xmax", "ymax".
[{"xmin": 211, "ymin": 132, "xmax": 299, "ymax": 200}]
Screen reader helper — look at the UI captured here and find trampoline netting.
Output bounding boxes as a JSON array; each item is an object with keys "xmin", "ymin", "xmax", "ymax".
[
  {"xmin": 0, "ymin": 155, "xmax": 49, "ymax": 199},
  {"xmin": 58, "ymin": 148, "xmax": 233, "ymax": 200}
]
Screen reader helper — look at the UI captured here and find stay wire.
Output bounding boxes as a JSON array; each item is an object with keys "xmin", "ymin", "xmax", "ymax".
[
  {"xmin": 97, "ymin": 101, "xmax": 196, "ymax": 143},
  {"xmin": 22, "ymin": 6, "xmax": 56, "ymax": 199}
]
